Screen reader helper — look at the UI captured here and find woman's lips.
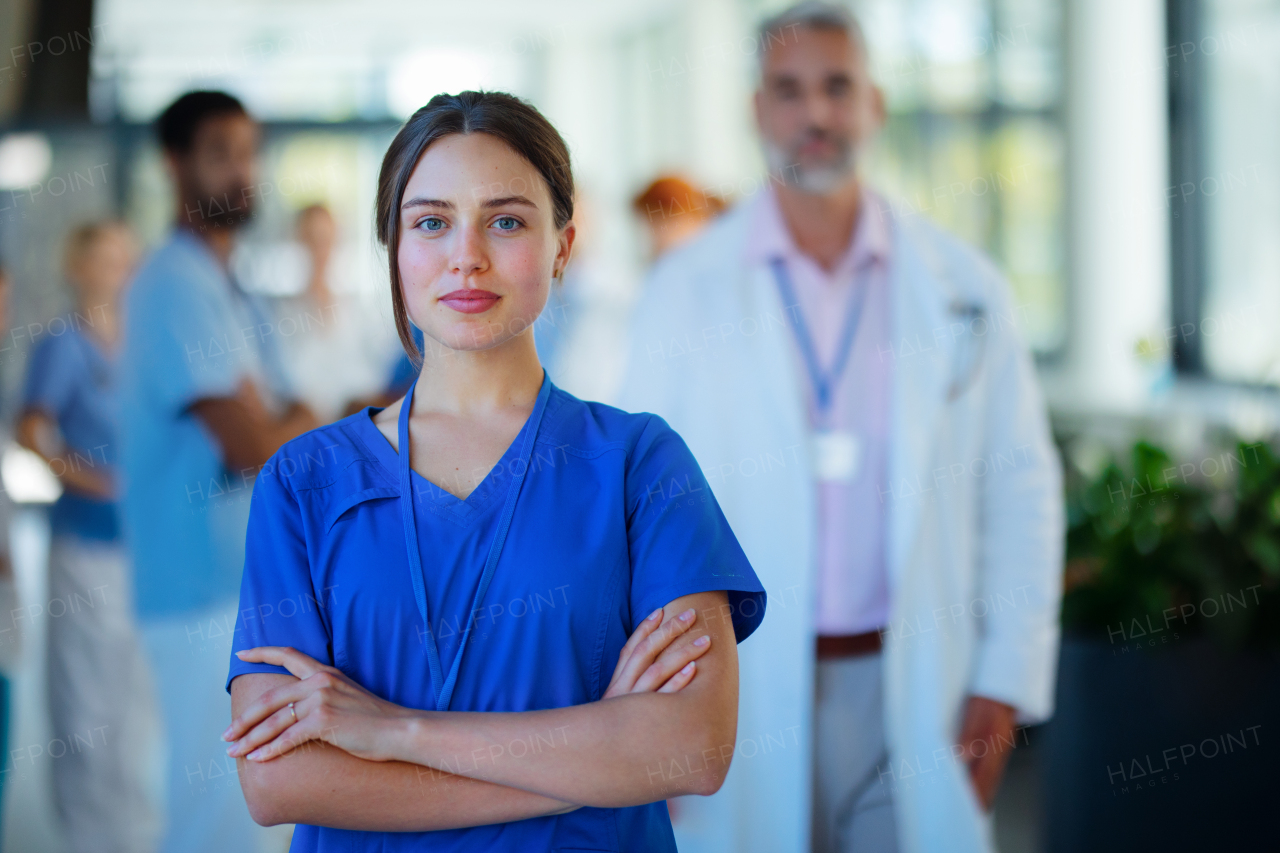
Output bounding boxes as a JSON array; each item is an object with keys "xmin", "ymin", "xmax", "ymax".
[{"xmin": 439, "ymin": 289, "xmax": 500, "ymax": 314}]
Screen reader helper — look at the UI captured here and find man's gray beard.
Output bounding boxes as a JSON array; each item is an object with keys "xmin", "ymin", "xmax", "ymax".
[{"xmin": 763, "ymin": 139, "xmax": 856, "ymax": 196}]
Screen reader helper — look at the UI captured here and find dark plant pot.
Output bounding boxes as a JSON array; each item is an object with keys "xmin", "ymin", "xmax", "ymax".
[{"xmin": 1041, "ymin": 633, "xmax": 1279, "ymax": 852}]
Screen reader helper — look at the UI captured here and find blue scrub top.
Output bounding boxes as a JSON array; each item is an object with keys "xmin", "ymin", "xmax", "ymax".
[
  {"xmin": 121, "ymin": 229, "xmax": 293, "ymax": 619},
  {"xmin": 21, "ymin": 326, "xmax": 120, "ymax": 541},
  {"xmin": 227, "ymin": 374, "xmax": 766, "ymax": 853}
]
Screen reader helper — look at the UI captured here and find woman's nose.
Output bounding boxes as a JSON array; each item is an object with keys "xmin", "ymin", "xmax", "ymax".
[{"xmin": 450, "ymin": 224, "xmax": 489, "ymax": 276}]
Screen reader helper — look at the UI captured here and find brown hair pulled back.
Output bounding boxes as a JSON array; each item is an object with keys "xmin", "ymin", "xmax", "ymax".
[{"xmin": 375, "ymin": 90, "xmax": 574, "ymax": 366}]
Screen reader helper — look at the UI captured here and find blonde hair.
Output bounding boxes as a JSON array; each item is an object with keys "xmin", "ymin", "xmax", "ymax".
[{"xmin": 64, "ymin": 220, "xmax": 128, "ymax": 275}]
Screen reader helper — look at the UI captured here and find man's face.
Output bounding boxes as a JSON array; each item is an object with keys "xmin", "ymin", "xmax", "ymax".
[
  {"xmin": 754, "ymin": 26, "xmax": 885, "ymax": 195},
  {"xmin": 173, "ymin": 112, "xmax": 260, "ymax": 229}
]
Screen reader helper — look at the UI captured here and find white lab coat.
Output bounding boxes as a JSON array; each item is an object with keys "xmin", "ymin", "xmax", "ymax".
[{"xmin": 615, "ymin": 193, "xmax": 1064, "ymax": 853}]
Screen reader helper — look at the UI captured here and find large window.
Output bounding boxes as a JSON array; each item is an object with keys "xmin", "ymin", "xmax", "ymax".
[
  {"xmin": 1171, "ymin": 0, "xmax": 1280, "ymax": 384},
  {"xmin": 854, "ymin": 0, "xmax": 1067, "ymax": 353}
]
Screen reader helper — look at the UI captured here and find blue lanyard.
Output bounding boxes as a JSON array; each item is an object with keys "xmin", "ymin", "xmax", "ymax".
[
  {"xmin": 769, "ymin": 257, "xmax": 869, "ymax": 418},
  {"xmin": 397, "ymin": 370, "xmax": 552, "ymax": 712}
]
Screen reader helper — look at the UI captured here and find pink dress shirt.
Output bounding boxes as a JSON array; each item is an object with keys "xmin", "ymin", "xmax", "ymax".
[{"xmin": 745, "ymin": 184, "xmax": 894, "ymax": 636}]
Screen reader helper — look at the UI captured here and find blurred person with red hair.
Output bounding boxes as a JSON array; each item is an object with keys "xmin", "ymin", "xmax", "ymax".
[{"xmin": 632, "ymin": 175, "xmax": 726, "ymax": 261}]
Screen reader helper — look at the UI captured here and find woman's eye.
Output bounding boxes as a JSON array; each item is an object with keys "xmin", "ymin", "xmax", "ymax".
[
  {"xmin": 493, "ymin": 216, "xmax": 521, "ymax": 231},
  {"xmin": 419, "ymin": 217, "xmax": 446, "ymax": 232}
]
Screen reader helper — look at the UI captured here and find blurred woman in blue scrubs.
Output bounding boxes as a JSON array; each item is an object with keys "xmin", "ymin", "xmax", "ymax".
[
  {"xmin": 17, "ymin": 222, "xmax": 159, "ymax": 852},
  {"xmin": 223, "ymin": 91, "xmax": 767, "ymax": 852}
]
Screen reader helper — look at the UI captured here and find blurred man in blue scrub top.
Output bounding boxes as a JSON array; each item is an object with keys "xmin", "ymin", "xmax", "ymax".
[
  {"xmin": 17, "ymin": 221, "xmax": 160, "ymax": 853},
  {"xmin": 120, "ymin": 90, "xmax": 318, "ymax": 853}
]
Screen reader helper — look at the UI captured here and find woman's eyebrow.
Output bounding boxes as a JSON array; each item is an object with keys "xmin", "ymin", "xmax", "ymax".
[
  {"xmin": 401, "ymin": 197, "xmax": 452, "ymax": 210},
  {"xmin": 481, "ymin": 195, "xmax": 538, "ymax": 209},
  {"xmin": 400, "ymin": 195, "xmax": 539, "ymax": 210}
]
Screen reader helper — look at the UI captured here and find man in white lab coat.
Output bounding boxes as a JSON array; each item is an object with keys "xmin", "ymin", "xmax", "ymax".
[{"xmin": 616, "ymin": 4, "xmax": 1064, "ymax": 852}]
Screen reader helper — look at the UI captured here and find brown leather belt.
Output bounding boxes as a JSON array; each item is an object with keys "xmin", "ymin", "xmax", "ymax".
[{"xmin": 816, "ymin": 630, "xmax": 884, "ymax": 659}]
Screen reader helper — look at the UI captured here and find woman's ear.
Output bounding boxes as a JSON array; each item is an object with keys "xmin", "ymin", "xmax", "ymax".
[{"xmin": 555, "ymin": 221, "xmax": 577, "ymax": 279}]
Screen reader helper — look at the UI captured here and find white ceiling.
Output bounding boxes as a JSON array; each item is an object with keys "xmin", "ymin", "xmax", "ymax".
[{"xmin": 91, "ymin": 0, "xmax": 688, "ymax": 120}]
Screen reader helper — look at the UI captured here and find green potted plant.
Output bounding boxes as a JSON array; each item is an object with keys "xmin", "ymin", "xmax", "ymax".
[
  {"xmin": 1062, "ymin": 439, "xmax": 1280, "ymax": 649},
  {"xmin": 1042, "ymin": 436, "xmax": 1279, "ymax": 851}
]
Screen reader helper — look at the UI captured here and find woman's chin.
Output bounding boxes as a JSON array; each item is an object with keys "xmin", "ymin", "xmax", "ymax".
[{"xmin": 428, "ymin": 324, "xmax": 530, "ymax": 354}]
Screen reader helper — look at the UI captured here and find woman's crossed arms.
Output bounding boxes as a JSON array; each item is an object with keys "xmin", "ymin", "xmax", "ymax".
[{"xmin": 225, "ymin": 590, "xmax": 739, "ymax": 832}]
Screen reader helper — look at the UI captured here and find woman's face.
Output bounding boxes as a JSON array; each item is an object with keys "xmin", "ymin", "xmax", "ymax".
[
  {"xmin": 397, "ymin": 132, "xmax": 573, "ymax": 355},
  {"xmin": 72, "ymin": 226, "xmax": 137, "ymax": 300}
]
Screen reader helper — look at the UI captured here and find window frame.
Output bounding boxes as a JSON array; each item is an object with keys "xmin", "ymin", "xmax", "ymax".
[{"xmin": 1167, "ymin": 0, "xmax": 1209, "ymax": 376}]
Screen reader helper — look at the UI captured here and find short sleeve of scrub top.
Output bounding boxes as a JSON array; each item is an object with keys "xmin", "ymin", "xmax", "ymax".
[
  {"xmin": 22, "ymin": 330, "xmax": 122, "ymax": 542},
  {"xmin": 625, "ymin": 415, "xmax": 764, "ymax": 641},
  {"xmin": 23, "ymin": 333, "xmax": 79, "ymax": 416},
  {"xmin": 226, "ymin": 379, "xmax": 766, "ymax": 853},
  {"xmin": 228, "ymin": 456, "xmax": 335, "ymax": 672}
]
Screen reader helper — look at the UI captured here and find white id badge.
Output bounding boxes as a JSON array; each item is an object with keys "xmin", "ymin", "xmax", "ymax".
[{"xmin": 811, "ymin": 430, "xmax": 861, "ymax": 482}]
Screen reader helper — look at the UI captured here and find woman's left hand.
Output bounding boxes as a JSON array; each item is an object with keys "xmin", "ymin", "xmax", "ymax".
[{"xmin": 223, "ymin": 646, "xmax": 420, "ymax": 763}]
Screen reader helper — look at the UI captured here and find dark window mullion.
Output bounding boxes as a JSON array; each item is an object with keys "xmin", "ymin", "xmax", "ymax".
[{"xmin": 1167, "ymin": 0, "xmax": 1207, "ymax": 374}]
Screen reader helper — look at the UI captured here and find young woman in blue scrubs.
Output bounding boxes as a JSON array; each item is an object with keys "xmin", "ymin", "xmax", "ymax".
[{"xmin": 223, "ymin": 90, "xmax": 767, "ymax": 852}]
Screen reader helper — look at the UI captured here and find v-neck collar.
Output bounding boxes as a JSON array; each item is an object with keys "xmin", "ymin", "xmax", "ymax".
[{"xmin": 356, "ymin": 374, "xmax": 547, "ymax": 526}]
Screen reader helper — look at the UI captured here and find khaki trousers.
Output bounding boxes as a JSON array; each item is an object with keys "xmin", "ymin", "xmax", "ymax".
[{"xmin": 812, "ymin": 653, "xmax": 899, "ymax": 853}]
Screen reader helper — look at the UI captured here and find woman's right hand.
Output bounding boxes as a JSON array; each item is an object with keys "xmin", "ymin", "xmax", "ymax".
[{"xmin": 603, "ymin": 607, "xmax": 711, "ymax": 698}]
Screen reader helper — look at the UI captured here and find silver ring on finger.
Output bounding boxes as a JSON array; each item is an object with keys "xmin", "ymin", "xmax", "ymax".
[{"xmin": 288, "ymin": 701, "xmax": 297, "ymax": 723}]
